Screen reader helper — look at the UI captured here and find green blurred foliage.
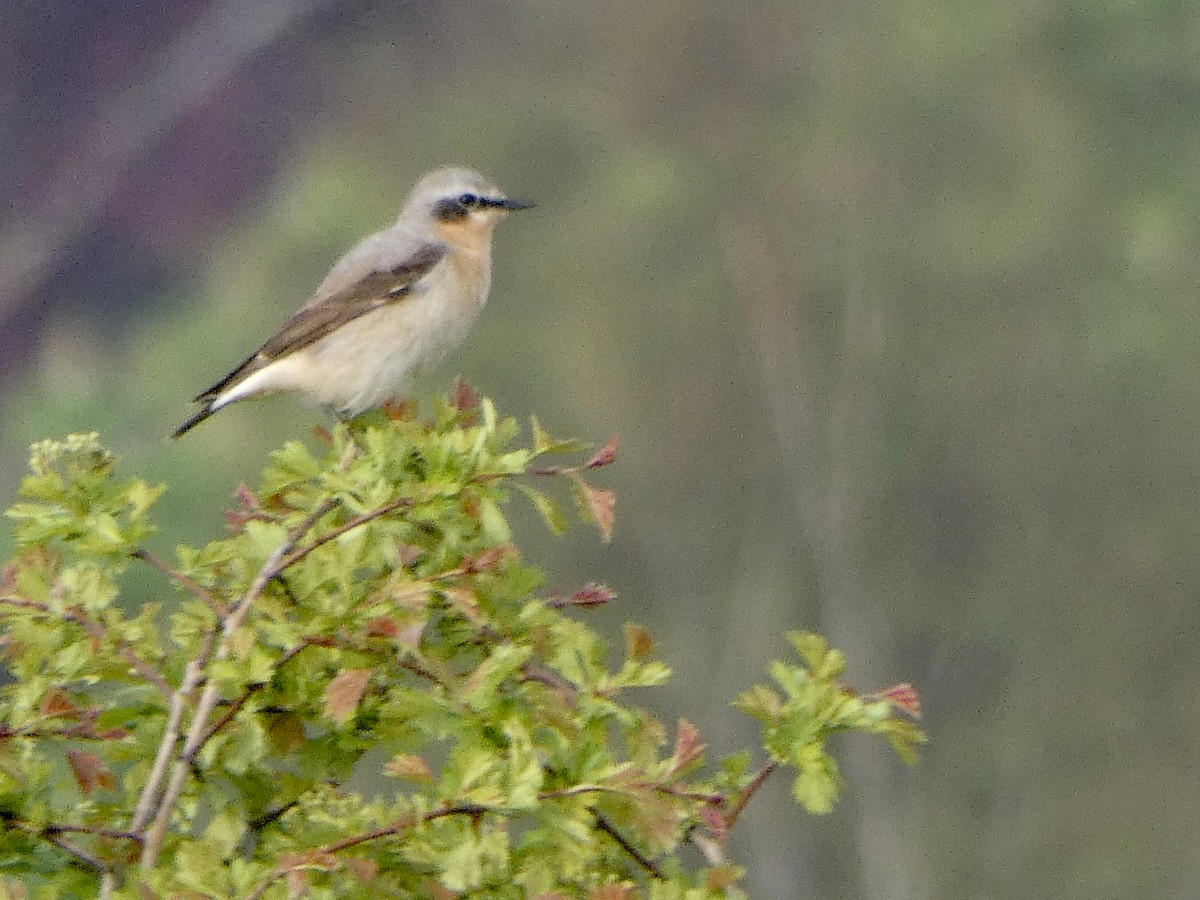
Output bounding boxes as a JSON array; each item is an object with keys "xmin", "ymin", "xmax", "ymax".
[{"xmin": 3, "ymin": 1, "xmax": 1200, "ymax": 897}]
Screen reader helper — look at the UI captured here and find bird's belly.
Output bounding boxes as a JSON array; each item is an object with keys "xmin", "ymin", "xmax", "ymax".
[{"xmin": 300, "ymin": 283, "xmax": 484, "ymax": 414}]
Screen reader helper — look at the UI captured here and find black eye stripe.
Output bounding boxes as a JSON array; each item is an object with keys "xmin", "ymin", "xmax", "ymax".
[{"xmin": 435, "ymin": 192, "xmax": 512, "ymax": 220}]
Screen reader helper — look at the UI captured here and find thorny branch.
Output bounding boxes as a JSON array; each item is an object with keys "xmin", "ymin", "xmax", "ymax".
[
  {"xmin": 595, "ymin": 812, "xmax": 666, "ymax": 880},
  {"xmin": 273, "ymin": 495, "xmax": 413, "ymax": 571},
  {"xmin": 244, "ymin": 804, "xmax": 489, "ymax": 900},
  {"xmin": 132, "ymin": 547, "xmax": 228, "ymax": 615},
  {"xmin": 197, "ymin": 641, "xmax": 310, "ymax": 748},
  {"xmin": 139, "ymin": 498, "xmax": 336, "ymax": 866},
  {"xmin": 245, "ymin": 801, "xmax": 666, "ymax": 898},
  {"xmin": 0, "ymin": 595, "xmax": 172, "ymax": 700},
  {"xmin": 725, "ymin": 760, "xmax": 779, "ymax": 830}
]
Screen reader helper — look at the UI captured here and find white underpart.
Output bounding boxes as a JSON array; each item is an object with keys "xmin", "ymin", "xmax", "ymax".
[{"xmin": 211, "ymin": 257, "xmax": 490, "ymax": 416}]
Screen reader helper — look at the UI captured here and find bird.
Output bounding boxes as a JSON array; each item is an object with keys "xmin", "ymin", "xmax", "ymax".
[{"xmin": 172, "ymin": 166, "xmax": 532, "ymax": 438}]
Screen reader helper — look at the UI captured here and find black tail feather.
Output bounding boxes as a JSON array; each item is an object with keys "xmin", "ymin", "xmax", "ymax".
[{"xmin": 172, "ymin": 403, "xmax": 217, "ymax": 439}]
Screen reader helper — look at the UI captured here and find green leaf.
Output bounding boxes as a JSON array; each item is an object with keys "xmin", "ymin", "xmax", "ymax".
[
  {"xmin": 516, "ymin": 484, "xmax": 569, "ymax": 535},
  {"xmin": 790, "ymin": 748, "xmax": 841, "ymax": 815}
]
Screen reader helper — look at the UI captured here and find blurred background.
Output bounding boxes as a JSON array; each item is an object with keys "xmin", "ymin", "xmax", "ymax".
[{"xmin": 3, "ymin": 2, "xmax": 1198, "ymax": 896}]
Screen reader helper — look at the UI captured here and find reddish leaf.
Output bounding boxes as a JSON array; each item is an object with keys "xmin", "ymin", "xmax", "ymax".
[
  {"xmin": 382, "ymin": 397, "xmax": 419, "ymax": 421},
  {"xmin": 571, "ymin": 474, "xmax": 616, "ymax": 542},
  {"xmin": 442, "ymin": 587, "xmax": 483, "ymax": 624},
  {"xmin": 233, "ymin": 484, "xmax": 259, "ymax": 510},
  {"xmin": 345, "ymin": 856, "xmax": 378, "ymax": 883},
  {"xmin": 0, "ymin": 559, "xmax": 16, "ymax": 590},
  {"xmin": 585, "ymin": 436, "xmax": 620, "ymax": 469},
  {"xmin": 385, "ymin": 753, "xmax": 435, "ymax": 783},
  {"xmin": 324, "ymin": 668, "xmax": 374, "ymax": 724},
  {"xmin": 451, "ymin": 377, "xmax": 481, "ymax": 413},
  {"xmin": 364, "ymin": 616, "xmax": 400, "ymax": 638},
  {"xmin": 225, "ymin": 485, "xmax": 263, "ymax": 530},
  {"xmin": 67, "ymin": 749, "xmax": 115, "ymax": 795},
  {"xmin": 699, "ymin": 804, "xmax": 729, "ymax": 842},
  {"xmin": 670, "ymin": 718, "xmax": 705, "ymax": 772},
  {"xmin": 624, "ymin": 623, "xmax": 655, "ymax": 660},
  {"xmin": 394, "ymin": 620, "xmax": 425, "ymax": 650},
  {"xmin": 464, "ymin": 544, "xmax": 517, "ymax": 573},
  {"xmin": 40, "ymin": 688, "xmax": 80, "ymax": 719},
  {"xmin": 566, "ymin": 583, "xmax": 617, "ymax": 607},
  {"xmin": 589, "ymin": 885, "xmax": 635, "ymax": 900},
  {"xmin": 878, "ymin": 682, "xmax": 922, "ymax": 718}
]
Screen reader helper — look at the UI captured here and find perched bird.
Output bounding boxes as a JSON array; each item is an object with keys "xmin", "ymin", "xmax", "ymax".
[{"xmin": 172, "ymin": 167, "xmax": 531, "ymax": 438}]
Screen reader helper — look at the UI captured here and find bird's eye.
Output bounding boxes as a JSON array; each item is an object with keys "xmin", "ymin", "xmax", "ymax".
[{"xmin": 458, "ymin": 193, "xmax": 478, "ymax": 207}]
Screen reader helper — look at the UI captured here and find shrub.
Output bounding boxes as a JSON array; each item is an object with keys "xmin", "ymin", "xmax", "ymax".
[{"xmin": 0, "ymin": 394, "xmax": 922, "ymax": 898}]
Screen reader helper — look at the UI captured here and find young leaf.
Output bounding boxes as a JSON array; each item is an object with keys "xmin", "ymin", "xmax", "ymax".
[
  {"xmin": 570, "ymin": 474, "xmax": 615, "ymax": 542},
  {"xmin": 66, "ymin": 749, "xmax": 115, "ymax": 795},
  {"xmin": 323, "ymin": 668, "xmax": 374, "ymax": 724}
]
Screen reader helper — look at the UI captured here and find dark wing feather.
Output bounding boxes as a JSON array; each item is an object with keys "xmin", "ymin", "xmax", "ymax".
[{"xmin": 191, "ymin": 241, "xmax": 446, "ymax": 403}]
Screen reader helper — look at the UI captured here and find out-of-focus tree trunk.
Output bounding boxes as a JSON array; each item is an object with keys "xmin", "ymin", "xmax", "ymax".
[{"xmin": 727, "ymin": 155, "xmax": 921, "ymax": 897}]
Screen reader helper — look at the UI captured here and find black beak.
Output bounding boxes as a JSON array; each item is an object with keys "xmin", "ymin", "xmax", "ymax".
[{"xmin": 487, "ymin": 196, "xmax": 535, "ymax": 211}]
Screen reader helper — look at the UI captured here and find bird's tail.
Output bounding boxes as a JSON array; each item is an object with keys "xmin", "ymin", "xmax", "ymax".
[{"xmin": 171, "ymin": 403, "xmax": 217, "ymax": 439}]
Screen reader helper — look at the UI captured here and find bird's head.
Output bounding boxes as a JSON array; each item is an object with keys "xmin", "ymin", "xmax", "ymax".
[{"xmin": 402, "ymin": 167, "xmax": 533, "ymax": 242}]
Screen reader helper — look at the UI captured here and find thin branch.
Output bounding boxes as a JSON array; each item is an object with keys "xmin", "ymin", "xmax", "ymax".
[
  {"xmin": 132, "ymin": 548, "xmax": 228, "ymax": 615},
  {"xmin": 244, "ymin": 804, "xmax": 488, "ymax": 900},
  {"xmin": 274, "ymin": 495, "xmax": 413, "ymax": 571},
  {"xmin": 594, "ymin": 813, "xmax": 665, "ymax": 880},
  {"xmin": 141, "ymin": 554, "xmax": 284, "ymax": 864},
  {"xmin": 130, "ymin": 658, "xmax": 202, "ymax": 833},
  {"xmin": 198, "ymin": 642, "xmax": 309, "ymax": 748},
  {"xmin": 43, "ymin": 832, "xmax": 109, "ymax": 874},
  {"xmin": 657, "ymin": 784, "xmax": 725, "ymax": 804},
  {"xmin": 521, "ymin": 662, "xmax": 578, "ymax": 704},
  {"xmin": 724, "ymin": 761, "xmax": 778, "ymax": 830},
  {"xmin": 247, "ymin": 799, "xmax": 300, "ymax": 833},
  {"xmin": 397, "ymin": 655, "xmax": 444, "ymax": 685},
  {"xmin": 45, "ymin": 823, "xmax": 142, "ymax": 843},
  {"xmin": 140, "ymin": 500, "xmax": 334, "ymax": 866},
  {"xmin": 0, "ymin": 596, "xmax": 173, "ymax": 700}
]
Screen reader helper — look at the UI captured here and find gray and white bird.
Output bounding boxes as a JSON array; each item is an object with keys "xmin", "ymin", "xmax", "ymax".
[{"xmin": 173, "ymin": 167, "xmax": 531, "ymax": 438}]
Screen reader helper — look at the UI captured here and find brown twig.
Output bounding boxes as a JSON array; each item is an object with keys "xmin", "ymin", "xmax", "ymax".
[
  {"xmin": 594, "ymin": 812, "xmax": 665, "ymax": 880},
  {"xmin": 140, "ymin": 499, "xmax": 336, "ymax": 867},
  {"xmin": 725, "ymin": 760, "xmax": 778, "ymax": 830},
  {"xmin": 197, "ymin": 642, "xmax": 310, "ymax": 748},
  {"xmin": 0, "ymin": 595, "xmax": 173, "ymax": 700},
  {"xmin": 45, "ymin": 823, "xmax": 143, "ymax": 843},
  {"xmin": 132, "ymin": 547, "xmax": 228, "ymax": 615},
  {"xmin": 521, "ymin": 662, "xmax": 578, "ymax": 704},
  {"xmin": 43, "ymin": 832, "xmax": 110, "ymax": 874},
  {"xmin": 244, "ymin": 804, "xmax": 488, "ymax": 900},
  {"xmin": 274, "ymin": 495, "xmax": 413, "ymax": 571}
]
